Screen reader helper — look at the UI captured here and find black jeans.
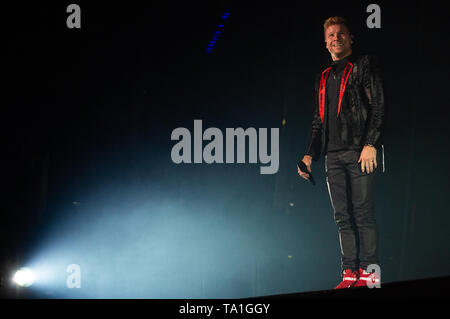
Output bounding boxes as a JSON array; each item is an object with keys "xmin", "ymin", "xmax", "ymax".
[{"xmin": 325, "ymin": 149, "xmax": 379, "ymax": 274}]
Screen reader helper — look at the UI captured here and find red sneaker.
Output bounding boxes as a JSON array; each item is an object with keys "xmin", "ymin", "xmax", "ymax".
[
  {"xmin": 354, "ymin": 268, "xmax": 381, "ymax": 287},
  {"xmin": 334, "ymin": 269, "xmax": 359, "ymax": 289}
]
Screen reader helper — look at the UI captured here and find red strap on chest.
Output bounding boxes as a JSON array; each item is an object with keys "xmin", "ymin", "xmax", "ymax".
[
  {"xmin": 318, "ymin": 67, "xmax": 331, "ymax": 123},
  {"xmin": 337, "ymin": 62, "xmax": 354, "ymax": 118}
]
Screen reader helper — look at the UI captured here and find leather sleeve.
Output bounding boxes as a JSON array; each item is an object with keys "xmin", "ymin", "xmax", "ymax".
[
  {"xmin": 362, "ymin": 55, "xmax": 385, "ymax": 147},
  {"xmin": 305, "ymin": 74, "xmax": 323, "ymax": 161}
]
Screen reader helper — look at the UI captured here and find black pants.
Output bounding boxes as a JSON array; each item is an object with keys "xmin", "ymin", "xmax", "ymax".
[{"xmin": 325, "ymin": 149, "xmax": 379, "ymax": 274}]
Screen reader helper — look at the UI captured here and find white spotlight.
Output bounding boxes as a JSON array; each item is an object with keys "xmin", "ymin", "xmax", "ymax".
[{"xmin": 13, "ymin": 267, "xmax": 35, "ymax": 287}]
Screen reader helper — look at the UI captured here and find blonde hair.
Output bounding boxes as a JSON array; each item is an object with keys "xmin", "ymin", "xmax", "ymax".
[{"xmin": 323, "ymin": 16, "xmax": 350, "ymax": 34}]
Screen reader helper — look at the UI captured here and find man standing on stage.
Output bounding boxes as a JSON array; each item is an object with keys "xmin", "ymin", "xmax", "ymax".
[{"xmin": 298, "ymin": 16, "xmax": 385, "ymax": 288}]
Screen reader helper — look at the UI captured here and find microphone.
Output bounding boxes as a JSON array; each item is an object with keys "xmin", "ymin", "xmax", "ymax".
[{"xmin": 297, "ymin": 161, "xmax": 316, "ymax": 185}]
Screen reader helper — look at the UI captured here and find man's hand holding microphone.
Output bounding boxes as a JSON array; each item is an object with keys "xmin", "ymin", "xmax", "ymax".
[{"xmin": 297, "ymin": 155, "xmax": 315, "ymax": 185}]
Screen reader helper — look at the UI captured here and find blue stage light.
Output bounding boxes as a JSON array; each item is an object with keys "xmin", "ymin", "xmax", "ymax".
[{"xmin": 205, "ymin": 12, "xmax": 230, "ymax": 53}]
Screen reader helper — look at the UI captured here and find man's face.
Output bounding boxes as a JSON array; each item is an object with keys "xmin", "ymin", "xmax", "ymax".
[{"xmin": 324, "ymin": 24, "xmax": 353, "ymax": 60}]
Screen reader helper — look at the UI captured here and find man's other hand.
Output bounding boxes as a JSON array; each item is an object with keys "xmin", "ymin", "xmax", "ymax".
[{"xmin": 358, "ymin": 145, "xmax": 377, "ymax": 173}]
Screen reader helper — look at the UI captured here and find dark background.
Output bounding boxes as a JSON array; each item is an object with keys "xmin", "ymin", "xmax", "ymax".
[{"xmin": 2, "ymin": 1, "xmax": 450, "ymax": 298}]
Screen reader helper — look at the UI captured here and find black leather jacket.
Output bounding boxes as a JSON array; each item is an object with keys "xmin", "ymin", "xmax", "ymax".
[{"xmin": 305, "ymin": 54, "xmax": 386, "ymax": 168}]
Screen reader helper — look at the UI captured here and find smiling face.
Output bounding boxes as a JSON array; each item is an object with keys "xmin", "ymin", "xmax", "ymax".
[{"xmin": 324, "ymin": 24, "xmax": 353, "ymax": 61}]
